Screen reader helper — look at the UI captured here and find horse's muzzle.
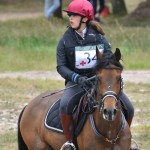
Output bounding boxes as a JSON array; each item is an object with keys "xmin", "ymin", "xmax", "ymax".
[{"xmin": 103, "ymin": 107, "xmax": 117, "ymax": 121}]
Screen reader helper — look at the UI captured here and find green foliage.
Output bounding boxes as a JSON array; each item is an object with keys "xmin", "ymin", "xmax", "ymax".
[
  {"xmin": 0, "ymin": 131, "xmax": 17, "ymax": 150},
  {"xmin": 0, "ymin": 17, "xmax": 67, "ymax": 71},
  {"xmin": 101, "ymin": 19, "xmax": 150, "ymax": 69},
  {"xmin": 0, "ymin": 15, "xmax": 149, "ymax": 71},
  {"xmin": 0, "ymin": 78, "xmax": 64, "ymax": 105},
  {"xmin": 131, "ymin": 125, "xmax": 150, "ymax": 150},
  {"xmin": 0, "ymin": 17, "xmax": 150, "ymax": 71}
]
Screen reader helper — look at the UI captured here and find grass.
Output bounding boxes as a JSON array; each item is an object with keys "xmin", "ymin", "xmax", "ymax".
[
  {"xmin": 0, "ymin": 0, "xmax": 150, "ymax": 71},
  {"xmin": 131, "ymin": 125, "xmax": 150, "ymax": 150},
  {"xmin": 0, "ymin": 78, "xmax": 64, "ymax": 150},
  {"xmin": 0, "ymin": 131, "xmax": 17, "ymax": 150},
  {"xmin": 0, "ymin": 78, "xmax": 64, "ymax": 105},
  {"xmin": 0, "ymin": 17, "xmax": 66, "ymax": 71},
  {"xmin": 0, "ymin": 78, "xmax": 149, "ymax": 150},
  {"xmin": 0, "ymin": 0, "xmax": 43, "ymax": 13},
  {"xmin": 0, "ymin": 16, "xmax": 149, "ymax": 71}
]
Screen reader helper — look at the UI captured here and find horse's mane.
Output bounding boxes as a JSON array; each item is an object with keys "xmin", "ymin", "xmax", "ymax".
[{"xmin": 95, "ymin": 52, "xmax": 123, "ymax": 71}]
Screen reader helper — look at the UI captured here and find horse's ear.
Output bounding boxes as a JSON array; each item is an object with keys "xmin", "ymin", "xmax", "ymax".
[
  {"xmin": 96, "ymin": 48, "xmax": 102, "ymax": 60},
  {"xmin": 114, "ymin": 48, "xmax": 121, "ymax": 61}
]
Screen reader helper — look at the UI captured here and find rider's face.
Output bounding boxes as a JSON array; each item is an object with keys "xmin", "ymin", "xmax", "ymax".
[{"xmin": 68, "ymin": 14, "xmax": 82, "ymax": 29}]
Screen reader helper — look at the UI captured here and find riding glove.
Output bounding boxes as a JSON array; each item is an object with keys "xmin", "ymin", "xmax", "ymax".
[{"xmin": 77, "ymin": 76, "xmax": 92, "ymax": 88}]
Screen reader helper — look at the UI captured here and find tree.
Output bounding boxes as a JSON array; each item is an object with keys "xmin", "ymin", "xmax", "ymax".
[
  {"xmin": 127, "ymin": 0, "xmax": 150, "ymax": 20},
  {"xmin": 110, "ymin": 0, "xmax": 127, "ymax": 16}
]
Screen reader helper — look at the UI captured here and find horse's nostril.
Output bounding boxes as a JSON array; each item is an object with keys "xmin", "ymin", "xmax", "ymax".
[
  {"xmin": 114, "ymin": 109, "xmax": 117, "ymax": 116},
  {"xmin": 114, "ymin": 108, "xmax": 117, "ymax": 116},
  {"xmin": 103, "ymin": 108, "xmax": 108, "ymax": 115}
]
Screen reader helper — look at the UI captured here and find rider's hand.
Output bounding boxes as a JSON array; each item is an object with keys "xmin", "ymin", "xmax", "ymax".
[{"xmin": 77, "ymin": 76, "xmax": 92, "ymax": 88}]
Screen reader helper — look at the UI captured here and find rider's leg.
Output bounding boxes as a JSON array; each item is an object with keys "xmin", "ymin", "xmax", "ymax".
[
  {"xmin": 99, "ymin": 0, "xmax": 105, "ymax": 14},
  {"xmin": 60, "ymin": 81, "xmax": 84, "ymax": 149},
  {"xmin": 88, "ymin": 0, "xmax": 97, "ymax": 15},
  {"xmin": 60, "ymin": 113, "xmax": 74, "ymax": 141},
  {"xmin": 119, "ymin": 92, "xmax": 140, "ymax": 150},
  {"xmin": 44, "ymin": 0, "xmax": 60, "ymax": 19},
  {"xmin": 119, "ymin": 91, "xmax": 134, "ymax": 127}
]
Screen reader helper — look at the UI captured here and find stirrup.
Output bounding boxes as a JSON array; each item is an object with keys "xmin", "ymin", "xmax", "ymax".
[{"xmin": 60, "ymin": 141, "xmax": 76, "ymax": 150}]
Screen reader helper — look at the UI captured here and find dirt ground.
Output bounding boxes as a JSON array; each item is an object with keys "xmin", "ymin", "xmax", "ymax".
[
  {"xmin": 0, "ymin": 0, "xmax": 149, "ymax": 22},
  {"xmin": 0, "ymin": 70, "xmax": 149, "ymax": 83},
  {"xmin": 0, "ymin": 12, "xmax": 43, "ymax": 21},
  {"xmin": 0, "ymin": 70, "xmax": 150, "ymax": 132}
]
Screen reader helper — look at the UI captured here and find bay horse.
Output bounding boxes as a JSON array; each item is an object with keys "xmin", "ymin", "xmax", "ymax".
[{"xmin": 18, "ymin": 48, "xmax": 131, "ymax": 150}]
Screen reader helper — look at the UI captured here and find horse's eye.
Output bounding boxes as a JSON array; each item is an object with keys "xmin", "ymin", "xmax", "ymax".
[{"xmin": 116, "ymin": 75, "xmax": 121, "ymax": 81}]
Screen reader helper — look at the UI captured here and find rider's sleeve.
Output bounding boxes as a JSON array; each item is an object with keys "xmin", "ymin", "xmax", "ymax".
[{"xmin": 56, "ymin": 38, "xmax": 75, "ymax": 81}]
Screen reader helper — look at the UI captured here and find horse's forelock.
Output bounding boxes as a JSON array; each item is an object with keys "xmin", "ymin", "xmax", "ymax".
[{"xmin": 95, "ymin": 53, "xmax": 123, "ymax": 71}]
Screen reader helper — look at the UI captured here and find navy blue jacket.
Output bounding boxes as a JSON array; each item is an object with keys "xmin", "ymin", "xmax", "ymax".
[{"xmin": 56, "ymin": 25, "xmax": 112, "ymax": 81}]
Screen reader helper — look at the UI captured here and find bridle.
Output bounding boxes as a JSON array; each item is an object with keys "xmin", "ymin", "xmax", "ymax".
[
  {"xmin": 96, "ymin": 73, "xmax": 123, "ymax": 112},
  {"xmin": 82, "ymin": 73, "xmax": 126, "ymax": 145},
  {"xmin": 82, "ymin": 70, "xmax": 126, "ymax": 145},
  {"xmin": 82, "ymin": 73, "xmax": 123, "ymax": 113}
]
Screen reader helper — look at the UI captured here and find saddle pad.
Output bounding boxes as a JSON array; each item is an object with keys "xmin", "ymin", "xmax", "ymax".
[
  {"xmin": 44, "ymin": 98, "xmax": 88, "ymax": 137},
  {"xmin": 44, "ymin": 99, "xmax": 63, "ymax": 133}
]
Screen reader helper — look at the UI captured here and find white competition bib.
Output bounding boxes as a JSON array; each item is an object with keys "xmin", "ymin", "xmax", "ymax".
[{"xmin": 75, "ymin": 44, "xmax": 104, "ymax": 69}]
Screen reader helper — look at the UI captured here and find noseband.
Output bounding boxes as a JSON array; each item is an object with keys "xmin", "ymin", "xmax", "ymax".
[
  {"xmin": 98, "ymin": 91, "xmax": 119, "ymax": 112},
  {"xmin": 88, "ymin": 75, "xmax": 123, "ymax": 111}
]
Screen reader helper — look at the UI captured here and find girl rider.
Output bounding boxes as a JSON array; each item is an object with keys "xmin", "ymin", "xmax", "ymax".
[{"xmin": 56, "ymin": 0, "xmax": 134, "ymax": 149}]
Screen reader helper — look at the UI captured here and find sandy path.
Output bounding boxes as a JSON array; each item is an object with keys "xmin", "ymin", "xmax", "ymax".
[
  {"xmin": 0, "ymin": 12, "xmax": 43, "ymax": 21},
  {"xmin": 0, "ymin": 70, "xmax": 150, "ymax": 83},
  {"xmin": 0, "ymin": 70, "xmax": 149, "ymax": 132}
]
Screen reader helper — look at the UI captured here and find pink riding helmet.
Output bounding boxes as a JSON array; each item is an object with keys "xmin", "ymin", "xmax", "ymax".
[{"xmin": 63, "ymin": 0, "xmax": 94, "ymax": 20}]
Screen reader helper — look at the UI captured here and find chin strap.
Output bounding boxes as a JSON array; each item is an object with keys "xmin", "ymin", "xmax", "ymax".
[
  {"xmin": 73, "ymin": 17, "xmax": 85, "ymax": 30},
  {"xmin": 60, "ymin": 141, "xmax": 76, "ymax": 150}
]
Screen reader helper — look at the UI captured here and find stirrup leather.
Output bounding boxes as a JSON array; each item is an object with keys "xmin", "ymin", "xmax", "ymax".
[{"xmin": 60, "ymin": 141, "xmax": 76, "ymax": 150}]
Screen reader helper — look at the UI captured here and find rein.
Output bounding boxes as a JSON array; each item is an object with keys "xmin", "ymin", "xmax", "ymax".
[{"xmin": 42, "ymin": 75, "xmax": 96, "ymax": 98}]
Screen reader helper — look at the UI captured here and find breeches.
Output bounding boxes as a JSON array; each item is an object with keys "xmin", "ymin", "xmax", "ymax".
[
  {"xmin": 60, "ymin": 81, "xmax": 134, "ymax": 120},
  {"xmin": 60, "ymin": 81, "xmax": 84, "ymax": 114}
]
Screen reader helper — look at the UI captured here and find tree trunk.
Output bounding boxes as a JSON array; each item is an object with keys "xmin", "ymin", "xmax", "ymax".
[
  {"xmin": 127, "ymin": 0, "xmax": 150, "ymax": 20},
  {"xmin": 110, "ymin": 0, "xmax": 127, "ymax": 16},
  {"xmin": 54, "ymin": 0, "xmax": 63, "ymax": 18}
]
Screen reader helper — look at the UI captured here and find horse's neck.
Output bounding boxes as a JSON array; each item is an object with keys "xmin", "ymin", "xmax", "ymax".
[{"xmin": 93, "ymin": 109, "xmax": 122, "ymax": 138}]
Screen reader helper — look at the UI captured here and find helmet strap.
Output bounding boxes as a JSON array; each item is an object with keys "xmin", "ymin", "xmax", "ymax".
[{"xmin": 74, "ymin": 16, "xmax": 86, "ymax": 30}]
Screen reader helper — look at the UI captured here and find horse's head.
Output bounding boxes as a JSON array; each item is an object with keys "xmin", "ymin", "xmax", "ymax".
[{"xmin": 95, "ymin": 48, "xmax": 123, "ymax": 121}]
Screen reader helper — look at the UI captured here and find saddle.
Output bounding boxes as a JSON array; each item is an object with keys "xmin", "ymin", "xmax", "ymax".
[{"xmin": 44, "ymin": 90, "xmax": 94, "ymax": 137}]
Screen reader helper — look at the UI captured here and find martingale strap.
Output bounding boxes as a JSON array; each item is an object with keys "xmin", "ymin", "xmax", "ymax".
[{"xmin": 89, "ymin": 112, "xmax": 126, "ymax": 144}]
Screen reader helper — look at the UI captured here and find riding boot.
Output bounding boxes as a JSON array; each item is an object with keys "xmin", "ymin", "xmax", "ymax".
[
  {"xmin": 121, "ymin": 108, "xmax": 133, "ymax": 127},
  {"xmin": 60, "ymin": 113, "xmax": 76, "ymax": 150}
]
